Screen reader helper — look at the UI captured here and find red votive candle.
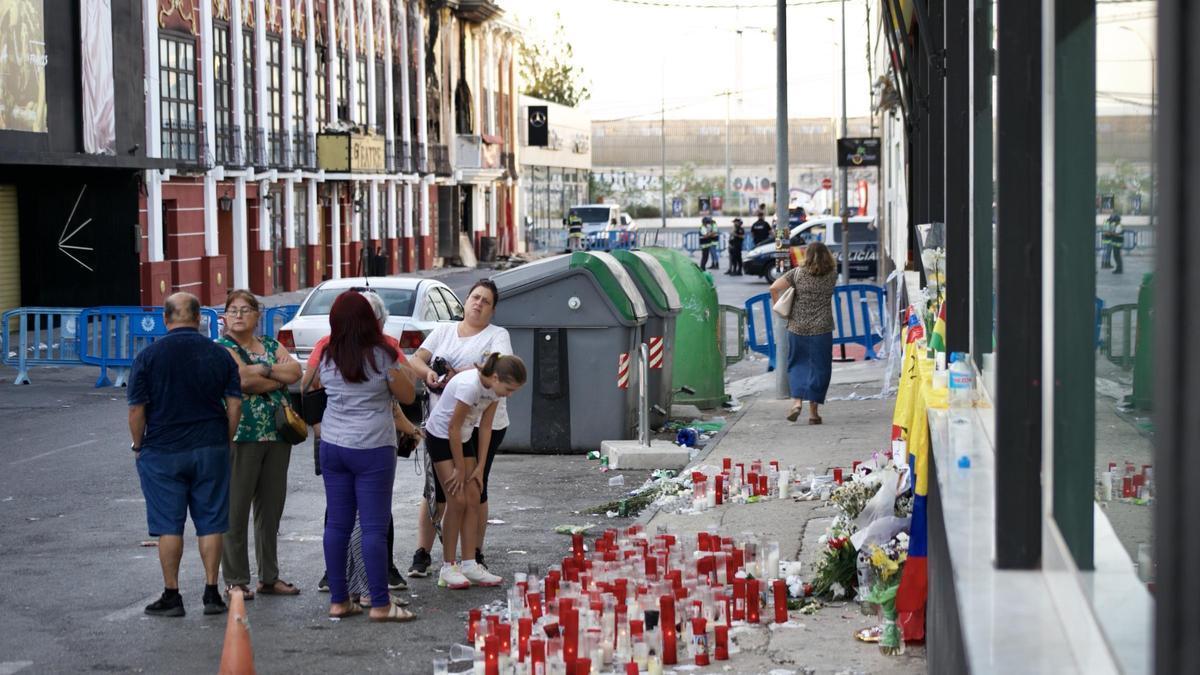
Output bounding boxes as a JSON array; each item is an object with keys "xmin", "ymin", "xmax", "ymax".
[
  {"xmin": 519, "ymin": 617, "xmax": 533, "ymax": 661},
  {"xmin": 746, "ymin": 578, "xmax": 760, "ymax": 624},
  {"xmin": 575, "ymin": 657, "xmax": 591, "ymax": 675},
  {"xmin": 668, "ymin": 569, "xmax": 683, "ymax": 591},
  {"xmin": 572, "ymin": 532, "xmax": 585, "ymax": 562},
  {"xmin": 834, "ymin": 467, "xmax": 844, "ymax": 484},
  {"xmin": 660, "ymin": 594, "xmax": 677, "ymax": 665},
  {"xmin": 527, "ymin": 592, "xmax": 543, "ymax": 621},
  {"xmin": 853, "ymin": 460, "xmax": 862, "ymax": 472},
  {"xmin": 630, "ymin": 619, "xmax": 644, "ymax": 639},
  {"xmin": 562, "ymin": 606, "xmax": 579, "ymax": 673},
  {"xmin": 691, "ymin": 617, "xmax": 709, "ymax": 666},
  {"xmin": 773, "ymin": 579, "xmax": 788, "ymax": 623},
  {"xmin": 645, "ymin": 554, "xmax": 658, "ymax": 579},
  {"xmin": 723, "ymin": 457, "xmax": 732, "ymax": 471},
  {"xmin": 698, "ymin": 532, "xmax": 711, "ymax": 552},
  {"xmin": 625, "ymin": 662, "xmax": 639, "ymax": 675},
  {"xmin": 531, "ymin": 638, "xmax": 546, "ymax": 670},
  {"xmin": 468, "ymin": 607, "xmax": 482, "ymax": 642},
  {"xmin": 1123, "ymin": 476, "xmax": 1134, "ymax": 498},
  {"xmin": 758, "ymin": 474, "xmax": 769, "ymax": 496},
  {"xmin": 499, "ymin": 622, "xmax": 513, "ymax": 654},
  {"xmin": 714, "ymin": 624, "xmax": 729, "ymax": 660},
  {"xmin": 746, "ymin": 472, "xmax": 758, "ymax": 494},
  {"xmin": 715, "ymin": 474, "xmax": 725, "ymax": 504},
  {"xmin": 732, "ymin": 547, "xmax": 744, "ymax": 574},
  {"xmin": 484, "ymin": 634, "xmax": 500, "ymax": 675}
]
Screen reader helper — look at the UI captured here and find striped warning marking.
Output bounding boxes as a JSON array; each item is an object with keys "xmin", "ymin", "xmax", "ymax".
[
  {"xmin": 648, "ymin": 336, "xmax": 664, "ymax": 369},
  {"xmin": 618, "ymin": 352, "xmax": 630, "ymax": 389}
]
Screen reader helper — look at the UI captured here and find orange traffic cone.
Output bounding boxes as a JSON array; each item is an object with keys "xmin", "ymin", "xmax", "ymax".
[{"xmin": 218, "ymin": 589, "xmax": 256, "ymax": 675}]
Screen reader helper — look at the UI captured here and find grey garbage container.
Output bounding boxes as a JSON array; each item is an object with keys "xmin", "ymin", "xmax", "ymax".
[
  {"xmin": 492, "ymin": 251, "xmax": 648, "ymax": 453},
  {"xmin": 610, "ymin": 249, "xmax": 682, "ymax": 430}
]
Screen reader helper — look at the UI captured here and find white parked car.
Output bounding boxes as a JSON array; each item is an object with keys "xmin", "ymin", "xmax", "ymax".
[{"xmin": 277, "ymin": 276, "xmax": 463, "ymax": 369}]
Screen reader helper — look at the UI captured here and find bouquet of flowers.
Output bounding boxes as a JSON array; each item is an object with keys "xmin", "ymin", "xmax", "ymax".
[
  {"xmin": 829, "ymin": 478, "xmax": 881, "ymax": 521},
  {"xmin": 811, "ymin": 524, "xmax": 857, "ymax": 598},
  {"xmin": 862, "ymin": 534, "xmax": 910, "ymax": 655}
]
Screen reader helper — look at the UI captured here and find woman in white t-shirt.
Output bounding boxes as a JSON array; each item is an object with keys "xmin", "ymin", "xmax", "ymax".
[
  {"xmin": 405, "ymin": 280, "xmax": 513, "ymax": 578},
  {"xmin": 423, "ymin": 353, "xmax": 526, "ymax": 589}
]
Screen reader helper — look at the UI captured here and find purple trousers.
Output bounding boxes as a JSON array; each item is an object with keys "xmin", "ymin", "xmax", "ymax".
[{"xmin": 320, "ymin": 441, "xmax": 395, "ymax": 607}]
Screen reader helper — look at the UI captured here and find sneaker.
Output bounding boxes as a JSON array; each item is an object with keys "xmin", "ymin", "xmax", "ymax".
[
  {"xmin": 437, "ymin": 563, "xmax": 471, "ymax": 590},
  {"xmin": 203, "ymin": 590, "xmax": 228, "ymax": 616},
  {"xmin": 317, "ymin": 572, "xmax": 329, "ymax": 593},
  {"xmin": 144, "ymin": 592, "xmax": 185, "ymax": 617},
  {"xmin": 460, "ymin": 560, "xmax": 503, "ymax": 587},
  {"xmin": 388, "ymin": 565, "xmax": 408, "ymax": 591},
  {"xmin": 408, "ymin": 548, "xmax": 432, "ymax": 578},
  {"xmin": 474, "ymin": 549, "xmax": 487, "ymax": 569}
]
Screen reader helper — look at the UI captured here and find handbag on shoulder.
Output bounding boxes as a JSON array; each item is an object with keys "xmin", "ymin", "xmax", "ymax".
[
  {"xmin": 231, "ymin": 341, "xmax": 308, "ymax": 445},
  {"xmin": 772, "ymin": 286, "xmax": 795, "ymax": 319}
]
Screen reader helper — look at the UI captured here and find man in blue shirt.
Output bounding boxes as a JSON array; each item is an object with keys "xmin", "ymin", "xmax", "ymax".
[{"xmin": 128, "ymin": 292, "xmax": 242, "ymax": 617}]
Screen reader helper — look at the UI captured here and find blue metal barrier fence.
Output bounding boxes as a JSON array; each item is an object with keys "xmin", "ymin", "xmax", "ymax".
[
  {"xmin": 79, "ymin": 306, "xmax": 221, "ymax": 387},
  {"xmin": 744, "ymin": 283, "xmax": 889, "ymax": 371},
  {"xmin": 2, "ymin": 307, "xmax": 85, "ymax": 385}
]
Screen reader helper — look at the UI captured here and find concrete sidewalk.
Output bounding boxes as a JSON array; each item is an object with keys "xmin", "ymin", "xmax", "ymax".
[{"xmin": 643, "ymin": 360, "xmax": 927, "ymax": 674}]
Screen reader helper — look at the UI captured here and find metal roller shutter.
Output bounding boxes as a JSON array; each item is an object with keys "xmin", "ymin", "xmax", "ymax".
[{"xmin": 0, "ymin": 186, "xmax": 19, "ymax": 316}]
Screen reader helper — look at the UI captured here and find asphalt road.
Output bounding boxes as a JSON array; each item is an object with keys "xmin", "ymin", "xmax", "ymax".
[{"xmin": 0, "ymin": 253, "xmax": 785, "ymax": 674}]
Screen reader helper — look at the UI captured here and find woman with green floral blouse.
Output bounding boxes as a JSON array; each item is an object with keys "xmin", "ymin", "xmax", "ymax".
[{"xmin": 217, "ymin": 290, "xmax": 303, "ymax": 599}]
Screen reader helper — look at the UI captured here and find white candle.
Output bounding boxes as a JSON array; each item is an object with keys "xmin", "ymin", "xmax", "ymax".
[
  {"xmin": 706, "ymin": 487, "xmax": 717, "ymax": 509},
  {"xmin": 778, "ymin": 470, "xmax": 791, "ymax": 498},
  {"xmin": 766, "ymin": 550, "xmax": 780, "ymax": 580}
]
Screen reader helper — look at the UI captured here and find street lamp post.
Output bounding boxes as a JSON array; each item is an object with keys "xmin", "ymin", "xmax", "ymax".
[{"xmin": 1119, "ymin": 25, "xmax": 1155, "ymax": 228}]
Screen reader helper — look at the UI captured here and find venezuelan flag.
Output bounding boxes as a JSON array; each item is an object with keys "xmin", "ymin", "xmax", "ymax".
[{"xmin": 928, "ymin": 302, "xmax": 947, "ymax": 354}]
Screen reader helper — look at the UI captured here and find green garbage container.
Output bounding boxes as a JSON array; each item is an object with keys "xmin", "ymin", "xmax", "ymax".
[
  {"xmin": 491, "ymin": 252, "xmax": 648, "ymax": 453},
  {"xmin": 1131, "ymin": 273, "xmax": 1153, "ymax": 412},
  {"xmin": 640, "ymin": 247, "xmax": 726, "ymax": 409},
  {"xmin": 611, "ymin": 249, "xmax": 682, "ymax": 430}
]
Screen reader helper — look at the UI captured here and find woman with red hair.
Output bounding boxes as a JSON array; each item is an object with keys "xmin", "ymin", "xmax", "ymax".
[{"xmin": 309, "ymin": 292, "xmax": 416, "ymax": 622}]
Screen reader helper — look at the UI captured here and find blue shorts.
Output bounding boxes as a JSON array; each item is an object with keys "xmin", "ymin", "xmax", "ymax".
[{"xmin": 136, "ymin": 444, "xmax": 231, "ymax": 537}]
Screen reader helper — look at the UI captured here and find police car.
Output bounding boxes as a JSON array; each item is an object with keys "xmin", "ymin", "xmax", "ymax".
[{"xmin": 741, "ymin": 215, "xmax": 879, "ymax": 282}]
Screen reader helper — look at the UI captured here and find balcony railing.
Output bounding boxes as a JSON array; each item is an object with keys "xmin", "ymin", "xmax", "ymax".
[
  {"xmin": 417, "ymin": 143, "xmax": 428, "ymax": 174},
  {"xmin": 268, "ymin": 131, "xmax": 287, "ymax": 167},
  {"xmin": 502, "ymin": 151, "xmax": 516, "ymax": 176},
  {"xmin": 161, "ymin": 121, "xmax": 212, "ymax": 170},
  {"xmin": 385, "ymin": 139, "xmax": 395, "ymax": 173},
  {"xmin": 293, "ymin": 131, "xmax": 313, "ymax": 169},
  {"xmin": 216, "ymin": 123, "xmax": 235, "ymax": 166},
  {"xmin": 401, "ymin": 141, "xmax": 412, "ymax": 173},
  {"xmin": 431, "ymin": 144, "xmax": 451, "ymax": 176},
  {"xmin": 244, "ymin": 129, "xmax": 264, "ymax": 168}
]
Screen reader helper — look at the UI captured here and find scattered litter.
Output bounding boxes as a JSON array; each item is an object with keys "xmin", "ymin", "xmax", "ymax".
[
  {"xmin": 486, "ymin": 518, "xmax": 506, "ymax": 525},
  {"xmin": 607, "ymin": 475, "xmax": 625, "ymax": 487},
  {"xmin": 768, "ymin": 621, "xmax": 808, "ymax": 631},
  {"xmin": 586, "ymin": 450, "xmax": 601, "ymax": 460},
  {"xmin": 25, "ymin": 517, "xmax": 39, "ymax": 522},
  {"xmin": 139, "ymin": 540, "xmax": 158, "ymax": 547},
  {"xmin": 553, "ymin": 524, "xmax": 595, "ymax": 536},
  {"xmin": 505, "ymin": 550, "xmax": 528, "ymax": 555},
  {"xmin": 2, "ymin": 497, "xmax": 12, "ymax": 502}
]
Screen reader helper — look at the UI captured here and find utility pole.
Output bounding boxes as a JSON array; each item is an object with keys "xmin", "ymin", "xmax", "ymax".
[
  {"xmin": 725, "ymin": 91, "xmax": 732, "ymax": 217},
  {"xmin": 839, "ymin": 0, "xmax": 850, "ymax": 285},
  {"xmin": 774, "ymin": 0, "xmax": 790, "ymax": 399}
]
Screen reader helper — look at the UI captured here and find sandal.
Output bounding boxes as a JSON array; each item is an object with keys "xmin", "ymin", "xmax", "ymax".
[
  {"xmin": 358, "ymin": 594, "xmax": 411, "ymax": 609},
  {"xmin": 329, "ymin": 603, "xmax": 363, "ymax": 619},
  {"xmin": 370, "ymin": 603, "xmax": 416, "ymax": 623},
  {"xmin": 808, "ymin": 416, "xmax": 823, "ymax": 425},
  {"xmin": 786, "ymin": 405, "xmax": 803, "ymax": 422},
  {"xmin": 257, "ymin": 580, "xmax": 301, "ymax": 596},
  {"xmin": 226, "ymin": 584, "xmax": 255, "ymax": 601}
]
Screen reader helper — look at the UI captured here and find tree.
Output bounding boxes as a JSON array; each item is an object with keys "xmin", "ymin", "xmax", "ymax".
[{"xmin": 519, "ymin": 13, "xmax": 591, "ymax": 107}]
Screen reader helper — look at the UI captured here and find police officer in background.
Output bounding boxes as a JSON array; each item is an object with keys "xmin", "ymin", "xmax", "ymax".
[
  {"xmin": 566, "ymin": 213, "xmax": 584, "ymax": 252},
  {"xmin": 699, "ymin": 216, "xmax": 719, "ymax": 270},
  {"xmin": 750, "ymin": 207, "xmax": 772, "ymax": 247}
]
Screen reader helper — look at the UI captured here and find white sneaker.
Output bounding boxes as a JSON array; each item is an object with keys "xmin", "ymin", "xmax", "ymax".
[
  {"xmin": 437, "ymin": 563, "xmax": 470, "ymax": 590},
  {"xmin": 460, "ymin": 560, "xmax": 503, "ymax": 587}
]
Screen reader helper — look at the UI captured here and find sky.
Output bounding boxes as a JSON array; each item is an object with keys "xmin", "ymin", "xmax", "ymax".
[
  {"xmin": 499, "ymin": 0, "xmax": 875, "ymax": 122},
  {"xmin": 498, "ymin": 0, "xmax": 1157, "ymax": 121}
]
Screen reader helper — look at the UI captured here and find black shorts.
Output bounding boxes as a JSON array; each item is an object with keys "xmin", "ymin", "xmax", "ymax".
[{"xmin": 427, "ymin": 428, "xmax": 506, "ymax": 504}]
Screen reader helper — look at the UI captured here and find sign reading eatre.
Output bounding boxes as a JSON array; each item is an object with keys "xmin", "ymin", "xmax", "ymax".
[
  {"xmin": 316, "ymin": 132, "xmax": 387, "ymax": 173},
  {"xmin": 836, "ymin": 137, "xmax": 882, "ymax": 167}
]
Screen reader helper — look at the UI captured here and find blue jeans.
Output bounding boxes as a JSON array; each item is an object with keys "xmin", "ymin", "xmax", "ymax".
[{"xmin": 320, "ymin": 441, "xmax": 395, "ymax": 607}]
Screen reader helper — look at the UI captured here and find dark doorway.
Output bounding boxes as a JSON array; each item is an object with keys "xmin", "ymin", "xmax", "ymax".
[{"xmin": 437, "ymin": 185, "xmax": 459, "ymax": 260}]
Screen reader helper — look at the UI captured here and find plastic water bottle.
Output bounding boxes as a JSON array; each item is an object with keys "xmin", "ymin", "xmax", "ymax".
[{"xmin": 948, "ymin": 352, "xmax": 975, "ymax": 407}]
